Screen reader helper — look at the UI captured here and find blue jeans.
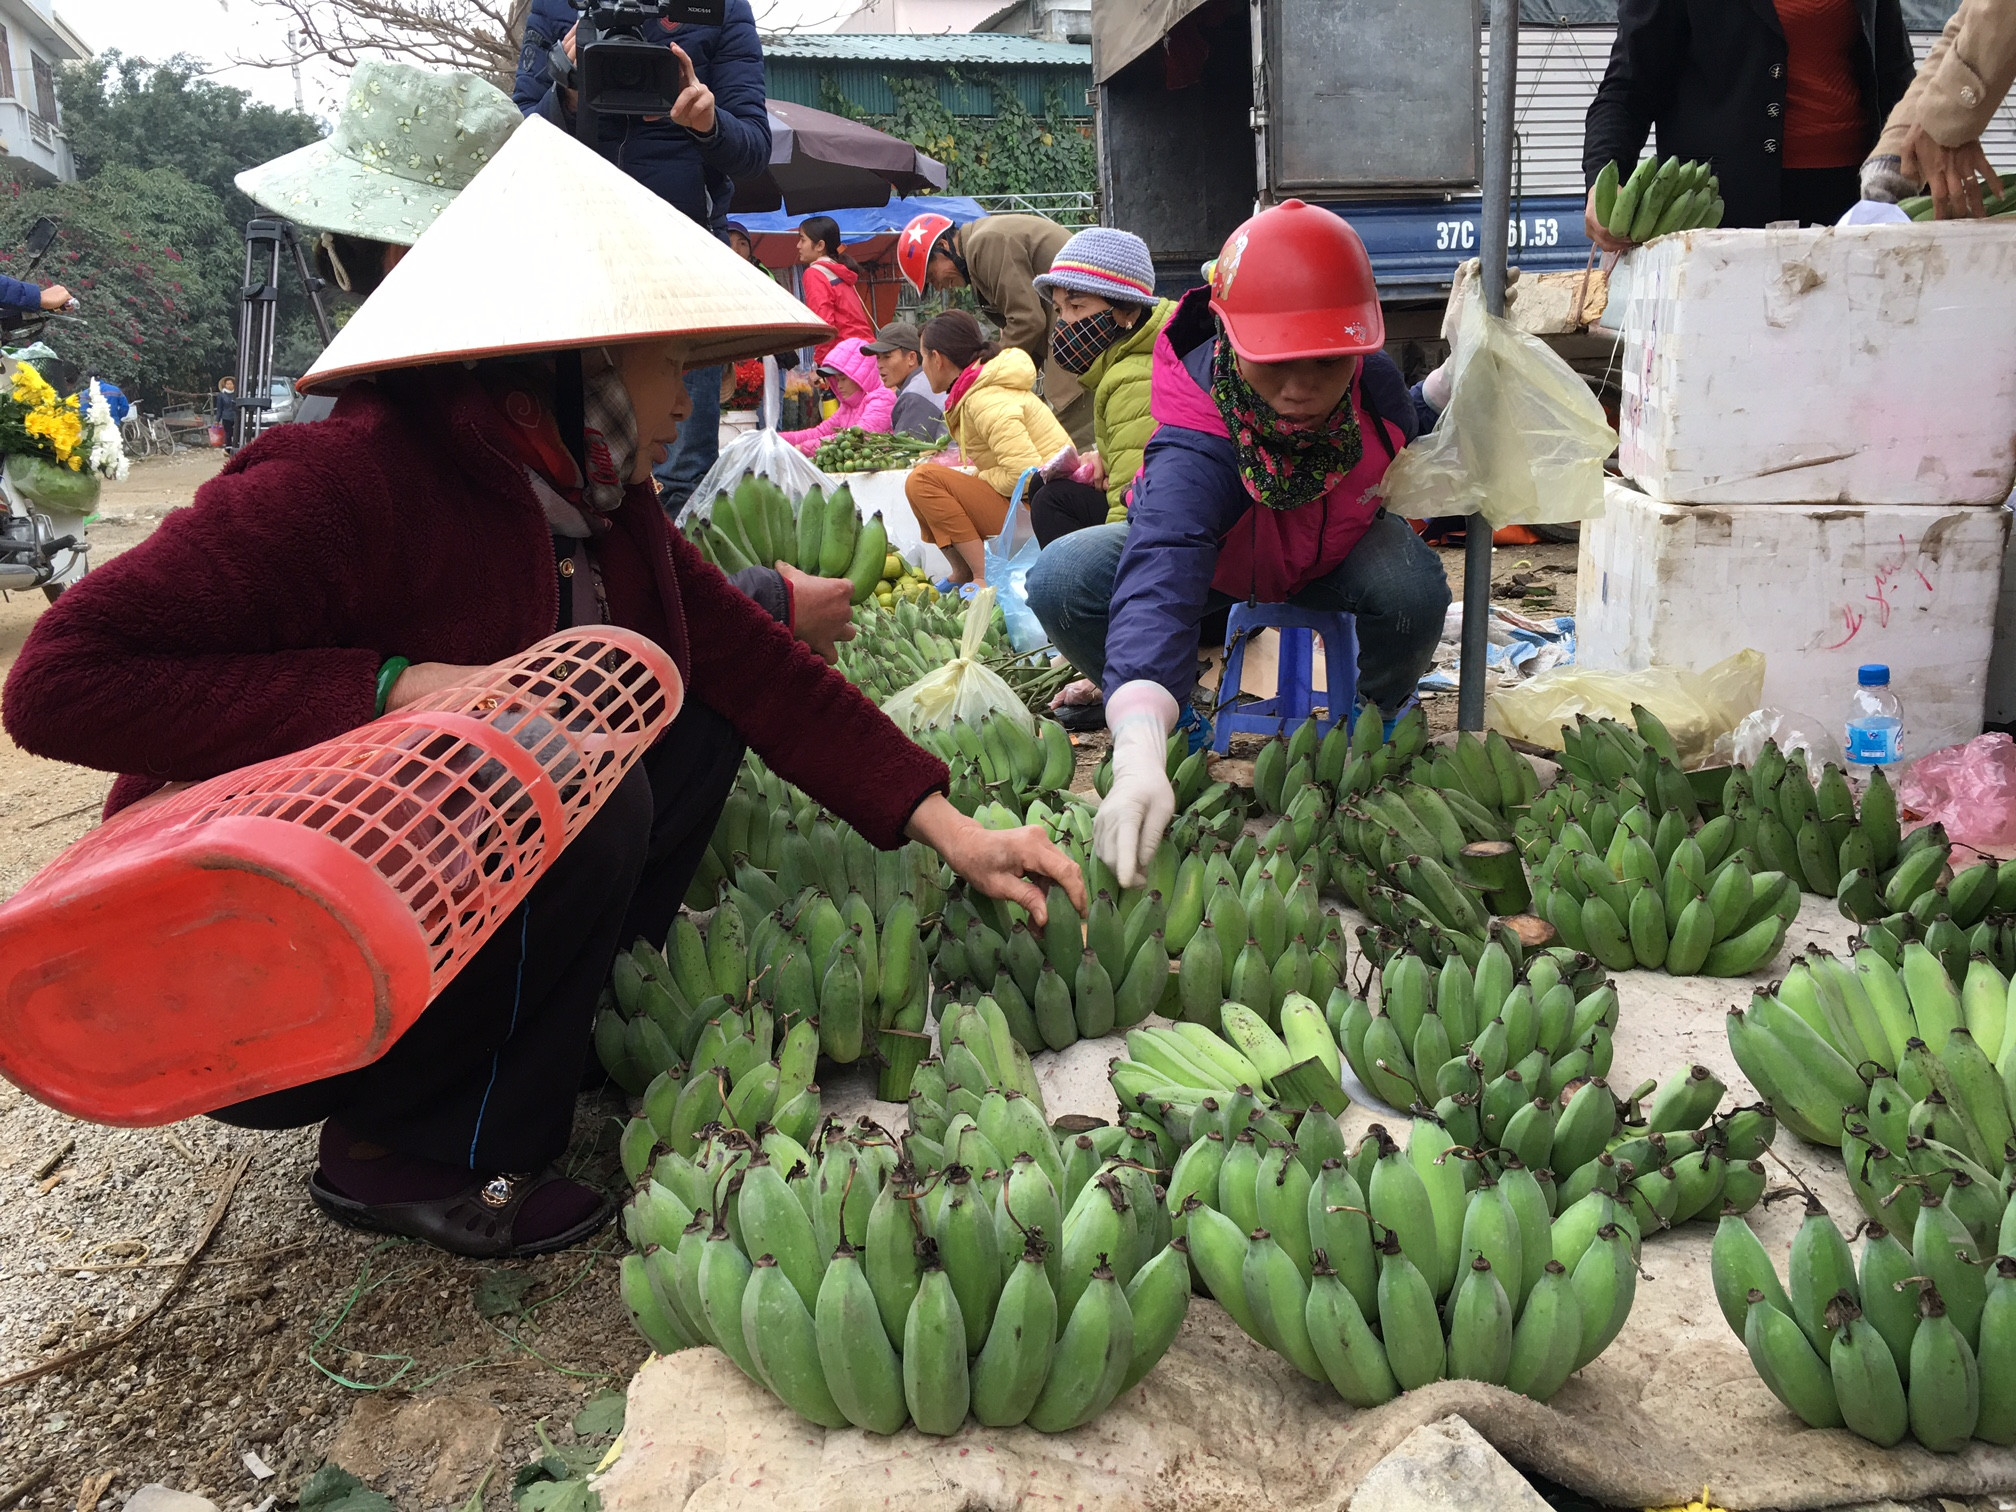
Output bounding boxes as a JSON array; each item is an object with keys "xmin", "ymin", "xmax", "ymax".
[
  {"xmin": 654, "ymin": 364, "xmax": 723, "ymax": 511},
  {"xmin": 1025, "ymin": 511, "xmax": 1452, "ymax": 715}
]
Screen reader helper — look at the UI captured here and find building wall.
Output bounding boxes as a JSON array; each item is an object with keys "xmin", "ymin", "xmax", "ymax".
[
  {"xmin": 0, "ymin": 0, "xmax": 84, "ymax": 182},
  {"xmin": 838, "ymin": 0, "xmax": 1006, "ymax": 33}
]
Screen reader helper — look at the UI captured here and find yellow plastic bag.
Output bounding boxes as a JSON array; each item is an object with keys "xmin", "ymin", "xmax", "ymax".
[
  {"xmin": 1487, "ymin": 650, "xmax": 1765, "ymax": 768},
  {"xmin": 881, "ymin": 587, "xmax": 1035, "ymax": 736},
  {"xmin": 1378, "ymin": 298, "xmax": 1616, "ymax": 526}
]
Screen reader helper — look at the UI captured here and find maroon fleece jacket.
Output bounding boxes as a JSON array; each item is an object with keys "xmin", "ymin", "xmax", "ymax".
[{"xmin": 2, "ymin": 367, "xmax": 949, "ymax": 848}]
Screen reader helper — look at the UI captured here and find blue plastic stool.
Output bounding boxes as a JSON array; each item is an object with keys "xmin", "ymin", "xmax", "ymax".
[{"xmin": 1211, "ymin": 604, "xmax": 1359, "ymax": 754}]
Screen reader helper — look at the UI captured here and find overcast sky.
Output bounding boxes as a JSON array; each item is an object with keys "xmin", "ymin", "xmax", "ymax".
[{"xmin": 66, "ymin": 0, "xmax": 849, "ymax": 119}]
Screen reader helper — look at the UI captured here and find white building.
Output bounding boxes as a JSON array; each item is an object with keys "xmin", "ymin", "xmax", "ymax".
[
  {"xmin": 836, "ymin": 0, "xmax": 1005, "ymax": 34},
  {"xmin": 0, "ymin": 0, "xmax": 87, "ymax": 182}
]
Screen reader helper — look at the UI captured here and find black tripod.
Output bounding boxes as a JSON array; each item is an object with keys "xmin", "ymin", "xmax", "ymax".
[{"xmin": 231, "ymin": 218, "xmax": 335, "ymax": 451}]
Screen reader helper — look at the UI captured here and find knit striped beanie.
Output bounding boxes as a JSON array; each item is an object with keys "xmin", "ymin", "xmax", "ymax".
[{"xmin": 1034, "ymin": 226, "xmax": 1157, "ymax": 306}]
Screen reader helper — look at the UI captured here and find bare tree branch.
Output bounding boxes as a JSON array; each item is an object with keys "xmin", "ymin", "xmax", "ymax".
[{"xmin": 243, "ymin": 0, "xmax": 532, "ymax": 90}]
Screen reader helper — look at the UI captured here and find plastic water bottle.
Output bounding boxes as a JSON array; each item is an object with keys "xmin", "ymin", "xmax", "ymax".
[{"xmin": 1845, "ymin": 664, "xmax": 1904, "ymax": 772}]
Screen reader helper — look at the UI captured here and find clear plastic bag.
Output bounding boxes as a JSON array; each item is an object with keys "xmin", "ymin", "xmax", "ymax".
[
  {"xmin": 881, "ymin": 587, "xmax": 1035, "ymax": 736},
  {"xmin": 985, "ymin": 468, "xmax": 1048, "ymax": 654},
  {"xmin": 1898, "ymin": 733, "xmax": 2016, "ymax": 854},
  {"xmin": 1487, "ymin": 649, "xmax": 1765, "ymax": 768},
  {"xmin": 1714, "ymin": 708, "xmax": 1846, "ymax": 771},
  {"xmin": 681, "ymin": 357, "xmax": 833, "ymax": 522},
  {"xmin": 1378, "ymin": 298, "xmax": 1616, "ymax": 526}
]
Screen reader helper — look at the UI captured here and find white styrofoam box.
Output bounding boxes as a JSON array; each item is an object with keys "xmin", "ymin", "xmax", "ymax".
[
  {"xmin": 1577, "ymin": 478, "xmax": 2010, "ymax": 757},
  {"xmin": 1618, "ymin": 223, "xmax": 2016, "ymax": 505},
  {"xmin": 1986, "ymin": 500, "xmax": 2016, "ymax": 723}
]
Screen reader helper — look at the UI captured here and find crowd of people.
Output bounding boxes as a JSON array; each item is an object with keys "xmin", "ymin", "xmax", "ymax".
[{"xmin": 3, "ymin": 0, "xmax": 2014, "ymax": 1263}]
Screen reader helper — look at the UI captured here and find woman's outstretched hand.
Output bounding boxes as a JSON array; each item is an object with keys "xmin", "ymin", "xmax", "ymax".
[{"xmin": 905, "ymin": 793, "xmax": 1086, "ymax": 927}]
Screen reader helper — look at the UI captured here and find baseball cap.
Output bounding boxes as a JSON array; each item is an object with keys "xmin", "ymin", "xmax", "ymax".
[{"xmin": 862, "ymin": 320, "xmax": 921, "ymax": 355}]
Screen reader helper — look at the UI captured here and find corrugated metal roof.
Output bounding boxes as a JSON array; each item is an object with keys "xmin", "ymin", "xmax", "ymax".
[
  {"xmin": 1518, "ymin": 0, "xmax": 1960, "ymax": 24},
  {"xmin": 759, "ymin": 33, "xmax": 1093, "ymax": 65}
]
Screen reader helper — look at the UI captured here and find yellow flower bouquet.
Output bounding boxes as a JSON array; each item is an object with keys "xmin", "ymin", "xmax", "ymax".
[{"xmin": 0, "ymin": 360, "xmax": 122, "ymax": 513}]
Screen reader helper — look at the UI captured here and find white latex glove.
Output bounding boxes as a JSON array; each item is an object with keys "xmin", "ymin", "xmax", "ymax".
[
  {"xmin": 1094, "ymin": 680, "xmax": 1179, "ymax": 889},
  {"xmin": 1421, "ymin": 359, "xmax": 1454, "ymax": 414}
]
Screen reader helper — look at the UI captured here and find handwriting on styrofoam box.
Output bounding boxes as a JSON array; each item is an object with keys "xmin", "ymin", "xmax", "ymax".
[{"xmin": 1821, "ymin": 531, "xmax": 1940, "ymax": 651}]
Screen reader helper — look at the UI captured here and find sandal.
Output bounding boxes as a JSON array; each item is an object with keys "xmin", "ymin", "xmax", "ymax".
[{"xmin": 308, "ymin": 1165, "xmax": 614, "ymax": 1258}]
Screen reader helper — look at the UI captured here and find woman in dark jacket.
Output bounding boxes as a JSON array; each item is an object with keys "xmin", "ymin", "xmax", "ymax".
[
  {"xmin": 1584, "ymin": 0, "xmax": 1916, "ymax": 246},
  {"xmin": 1, "ymin": 120, "xmax": 1080, "ymax": 1260}
]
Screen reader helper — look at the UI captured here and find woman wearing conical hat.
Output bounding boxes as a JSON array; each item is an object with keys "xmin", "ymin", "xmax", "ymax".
[{"xmin": 2, "ymin": 117, "xmax": 1084, "ymax": 1259}]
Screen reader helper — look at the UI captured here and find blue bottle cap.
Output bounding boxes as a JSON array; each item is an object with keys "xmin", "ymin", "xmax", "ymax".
[{"xmin": 1858, "ymin": 664, "xmax": 1890, "ymax": 687}]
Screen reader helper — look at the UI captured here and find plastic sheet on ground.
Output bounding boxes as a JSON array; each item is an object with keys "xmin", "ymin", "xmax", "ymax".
[
  {"xmin": 1488, "ymin": 649, "xmax": 1764, "ymax": 768},
  {"xmin": 597, "ymin": 890, "xmax": 2016, "ymax": 1512},
  {"xmin": 1417, "ymin": 601, "xmax": 1575, "ymax": 697}
]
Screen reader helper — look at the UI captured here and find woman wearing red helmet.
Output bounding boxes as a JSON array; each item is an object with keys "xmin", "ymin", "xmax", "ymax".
[{"xmin": 1026, "ymin": 201, "xmax": 1452, "ymax": 886}]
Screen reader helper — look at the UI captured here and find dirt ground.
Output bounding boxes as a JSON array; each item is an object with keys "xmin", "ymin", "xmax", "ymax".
[{"xmin": 0, "ymin": 465, "xmax": 1579, "ymax": 1512}]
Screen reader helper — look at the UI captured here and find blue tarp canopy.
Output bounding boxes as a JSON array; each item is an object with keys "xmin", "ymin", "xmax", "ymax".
[{"xmin": 732, "ymin": 194, "xmax": 990, "ymax": 243}]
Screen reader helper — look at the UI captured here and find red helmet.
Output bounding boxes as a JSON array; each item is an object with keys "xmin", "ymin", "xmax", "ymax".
[
  {"xmin": 1208, "ymin": 200, "xmax": 1384, "ymax": 362},
  {"xmin": 897, "ymin": 212, "xmax": 956, "ymax": 293}
]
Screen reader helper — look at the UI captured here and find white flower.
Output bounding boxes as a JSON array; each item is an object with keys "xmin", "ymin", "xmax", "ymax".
[{"xmin": 84, "ymin": 381, "xmax": 128, "ymax": 483}]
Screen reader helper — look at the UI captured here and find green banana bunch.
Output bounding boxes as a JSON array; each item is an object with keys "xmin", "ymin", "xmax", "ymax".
[
  {"xmin": 1594, "ymin": 155, "xmax": 1724, "ymax": 242},
  {"xmin": 640, "ymin": 1105, "xmax": 1191, "ymax": 1434},
  {"xmin": 1107, "ymin": 998, "xmax": 1352, "ymax": 1136},
  {"xmin": 898, "ymin": 708, "xmax": 1082, "ymax": 817},
  {"xmin": 1175, "ymin": 1117, "xmax": 1631, "ymax": 1401},
  {"xmin": 1712, "ymin": 1201, "xmax": 2005, "ymax": 1452},
  {"xmin": 686, "ymin": 749, "xmax": 955, "ymax": 915},
  {"xmin": 834, "ymin": 591, "xmax": 1010, "ymax": 703},
  {"xmin": 1735, "ymin": 945, "xmax": 2016, "ymax": 1214}
]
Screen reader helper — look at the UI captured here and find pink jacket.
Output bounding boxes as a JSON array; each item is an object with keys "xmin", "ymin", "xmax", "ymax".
[{"xmin": 781, "ymin": 339, "xmax": 897, "ymax": 457}]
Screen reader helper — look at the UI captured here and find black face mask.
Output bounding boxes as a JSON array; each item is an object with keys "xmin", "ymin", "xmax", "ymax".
[{"xmin": 1051, "ymin": 309, "xmax": 1126, "ymax": 374}]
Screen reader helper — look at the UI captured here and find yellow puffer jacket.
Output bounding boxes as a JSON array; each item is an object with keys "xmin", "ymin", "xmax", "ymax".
[
  {"xmin": 1082, "ymin": 297, "xmax": 1177, "ymax": 521},
  {"xmin": 946, "ymin": 348, "xmax": 1073, "ymax": 497}
]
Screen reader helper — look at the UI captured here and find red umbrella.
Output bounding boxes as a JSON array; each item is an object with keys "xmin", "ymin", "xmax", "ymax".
[{"xmin": 732, "ymin": 100, "xmax": 948, "ymax": 215}]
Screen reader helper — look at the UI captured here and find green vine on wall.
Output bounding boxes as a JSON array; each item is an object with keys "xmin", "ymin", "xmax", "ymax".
[{"xmin": 816, "ymin": 68, "xmax": 1095, "ymax": 198}]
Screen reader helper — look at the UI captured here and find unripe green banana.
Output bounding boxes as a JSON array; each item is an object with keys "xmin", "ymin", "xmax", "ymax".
[
  {"xmin": 1183, "ymin": 1199, "xmax": 1267, "ymax": 1343},
  {"xmin": 1243, "ymin": 1227, "xmax": 1326, "ymax": 1380},
  {"xmin": 1255, "ymin": 1141, "xmax": 1316, "ymax": 1281},
  {"xmin": 934, "ymin": 1169, "xmax": 1003, "ymax": 1354},
  {"xmin": 742, "ymin": 1256, "xmax": 850, "ymax": 1427},
  {"xmin": 1826, "ymin": 1295, "xmax": 1908, "ymax": 1447},
  {"xmin": 1506, "ymin": 1259, "xmax": 1584, "ymax": 1402},
  {"xmin": 1309, "ymin": 1159, "xmax": 1379, "ymax": 1320},
  {"xmin": 863, "ymin": 1176, "xmax": 923, "ymax": 1347},
  {"xmin": 1405, "ymin": 1118, "xmax": 1469, "ymax": 1299},
  {"xmin": 1119, "ymin": 1239, "xmax": 1194, "ymax": 1393},
  {"xmin": 1745, "ymin": 1287, "xmax": 1844, "ymax": 1429},
  {"xmin": 1787, "ymin": 1197, "xmax": 1859, "ymax": 1356},
  {"xmin": 1447, "ymin": 1255, "xmax": 1514, "ymax": 1386},
  {"xmin": 697, "ymin": 1219, "xmax": 762, "ymax": 1383},
  {"xmin": 1026, "ymin": 1259, "xmax": 1136, "ymax": 1432},
  {"xmin": 970, "ymin": 1242, "xmax": 1059, "ymax": 1428},
  {"xmin": 1306, "ymin": 1255, "xmax": 1401, "ymax": 1406},
  {"xmin": 1216, "ymin": 1130, "xmax": 1265, "ymax": 1236},
  {"xmin": 1059, "ymin": 1172, "xmax": 1128, "ymax": 1323},
  {"xmin": 1974, "ymin": 1256, "xmax": 2016, "ymax": 1444},
  {"xmin": 1453, "ymin": 1181, "xmax": 1523, "ymax": 1317},
  {"xmin": 1906, "ymin": 1280, "xmax": 1980, "ymax": 1452},
  {"xmin": 1914, "ymin": 1193, "xmax": 1989, "ymax": 1349},
  {"xmin": 1374, "ymin": 1231, "xmax": 1447, "ymax": 1389},
  {"xmin": 1569, "ymin": 1223, "xmax": 1637, "ymax": 1370},
  {"xmin": 1368, "ymin": 1128, "xmax": 1443, "ymax": 1297},
  {"xmin": 620, "ymin": 1249, "xmax": 687, "ymax": 1355},
  {"xmin": 1710, "ymin": 1209, "xmax": 1792, "ymax": 1339}
]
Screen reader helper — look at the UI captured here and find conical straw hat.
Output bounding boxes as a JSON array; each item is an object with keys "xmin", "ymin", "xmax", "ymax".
[{"xmin": 302, "ymin": 115, "xmax": 832, "ymax": 394}]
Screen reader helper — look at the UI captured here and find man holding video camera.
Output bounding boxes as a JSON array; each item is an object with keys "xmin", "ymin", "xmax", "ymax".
[{"xmin": 517, "ymin": 0, "xmax": 771, "ymax": 511}]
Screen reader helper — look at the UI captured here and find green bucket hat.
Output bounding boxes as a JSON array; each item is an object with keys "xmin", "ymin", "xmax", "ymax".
[{"xmin": 235, "ymin": 61, "xmax": 522, "ymax": 246}]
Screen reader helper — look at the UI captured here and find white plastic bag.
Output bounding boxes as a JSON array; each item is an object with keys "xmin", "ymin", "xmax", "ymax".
[
  {"xmin": 682, "ymin": 357, "xmax": 833, "ymax": 521},
  {"xmin": 1378, "ymin": 299, "xmax": 1616, "ymax": 526},
  {"xmin": 881, "ymin": 587, "xmax": 1035, "ymax": 735}
]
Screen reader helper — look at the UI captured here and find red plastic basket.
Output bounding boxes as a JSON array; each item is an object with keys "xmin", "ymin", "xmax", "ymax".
[{"xmin": 0, "ymin": 628, "xmax": 681, "ymax": 1126}]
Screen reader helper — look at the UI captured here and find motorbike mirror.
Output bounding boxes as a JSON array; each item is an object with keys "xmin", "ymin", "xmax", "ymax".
[{"xmin": 23, "ymin": 218, "xmax": 55, "ymax": 258}]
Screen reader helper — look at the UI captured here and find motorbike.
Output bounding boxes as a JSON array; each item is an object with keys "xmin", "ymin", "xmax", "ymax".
[{"xmin": 0, "ymin": 216, "xmax": 89, "ymax": 602}]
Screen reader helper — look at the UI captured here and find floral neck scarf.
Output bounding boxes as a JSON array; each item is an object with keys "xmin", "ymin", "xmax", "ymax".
[{"xmin": 1209, "ymin": 325, "xmax": 1362, "ymax": 512}]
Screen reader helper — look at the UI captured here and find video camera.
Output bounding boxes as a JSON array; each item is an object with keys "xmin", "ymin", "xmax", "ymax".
[{"xmin": 567, "ymin": 0, "xmax": 728, "ymax": 118}]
